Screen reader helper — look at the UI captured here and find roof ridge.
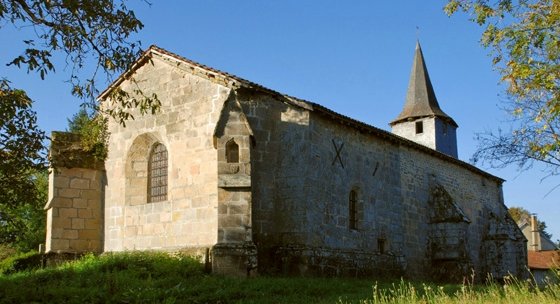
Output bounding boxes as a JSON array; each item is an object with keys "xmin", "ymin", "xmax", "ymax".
[{"xmin": 99, "ymin": 44, "xmax": 502, "ymax": 183}]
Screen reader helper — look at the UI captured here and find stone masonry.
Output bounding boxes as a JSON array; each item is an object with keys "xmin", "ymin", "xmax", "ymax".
[
  {"xmin": 45, "ymin": 132, "xmax": 104, "ymax": 253},
  {"xmin": 45, "ymin": 45, "xmax": 527, "ymax": 281}
]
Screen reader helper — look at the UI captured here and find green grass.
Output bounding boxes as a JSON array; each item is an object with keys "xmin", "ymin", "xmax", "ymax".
[{"xmin": 0, "ymin": 251, "xmax": 558, "ymax": 303}]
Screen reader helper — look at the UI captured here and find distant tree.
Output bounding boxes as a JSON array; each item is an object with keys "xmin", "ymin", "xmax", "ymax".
[
  {"xmin": 445, "ymin": 1, "xmax": 560, "ymax": 179},
  {"xmin": 0, "ymin": 170, "xmax": 47, "ymax": 252},
  {"xmin": 67, "ymin": 107, "xmax": 92, "ymax": 133},
  {"xmin": 508, "ymin": 206, "xmax": 552, "ymax": 239},
  {"xmin": 66, "ymin": 107, "xmax": 108, "ymax": 161}
]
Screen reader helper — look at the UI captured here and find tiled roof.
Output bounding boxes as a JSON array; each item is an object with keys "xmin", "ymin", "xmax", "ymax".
[
  {"xmin": 99, "ymin": 45, "xmax": 503, "ymax": 183},
  {"xmin": 528, "ymin": 250, "xmax": 560, "ymax": 270}
]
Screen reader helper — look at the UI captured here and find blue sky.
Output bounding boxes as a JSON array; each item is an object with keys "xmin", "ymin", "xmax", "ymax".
[{"xmin": 1, "ymin": 1, "xmax": 558, "ymax": 241}]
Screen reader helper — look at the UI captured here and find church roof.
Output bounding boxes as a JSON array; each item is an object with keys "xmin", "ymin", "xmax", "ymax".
[
  {"xmin": 99, "ymin": 45, "xmax": 502, "ymax": 183},
  {"xmin": 390, "ymin": 42, "xmax": 457, "ymax": 127}
]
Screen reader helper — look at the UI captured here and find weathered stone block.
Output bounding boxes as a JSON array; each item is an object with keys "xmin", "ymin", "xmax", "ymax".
[
  {"xmin": 71, "ymin": 218, "xmax": 85, "ymax": 229},
  {"xmin": 125, "ymin": 226, "xmax": 138, "ymax": 237},
  {"xmin": 79, "ymin": 229, "xmax": 100, "ymax": 240},
  {"xmin": 52, "ymin": 197, "xmax": 73, "ymax": 208},
  {"xmin": 70, "ymin": 178, "xmax": 90, "ymax": 189},
  {"xmin": 54, "ymin": 176, "xmax": 70, "ymax": 188},
  {"xmin": 218, "ymin": 174, "xmax": 250, "ymax": 188},
  {"xmin": 50, "ymin": 239, "xmax": 70, "ymax": 251},
  {"xmin": 85, "ymin": 218, "xmax": 100, "ymax": 230},
  {"xmin": 51, "ymin": 216, "xmax": 72, "ymax": 229},
  {"xmin": 73, "ymin": 198, "xmax": 88, "ymax": 209},
  {"xmin": 59, "ymin": 208, "xmax": 78, "ymax": 218},
  {"xmin": 77, "ymin": 208, "xmax": 92, "ymax": 219},
  {"xmin": 81, "ymin": 189, "xmax": 100, "ymax": 200},
  {"xmin": 59, "ymin": 188, "xmax": 81, "ymax": 198},
  {"xmin": 62, "ymin": 229, "xmax": 78, "ymax": 240}
]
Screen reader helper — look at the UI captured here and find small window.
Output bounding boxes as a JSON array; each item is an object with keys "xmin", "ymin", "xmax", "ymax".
[
  {"xmin": 415, "ymin": 121, "xmax": 423, "ymax": 134},
  {"xmin": 443, "ymin": 123, "xmax": 448, "ymax": 135},
  {"xmin": 349, "ymin": 190, "xmax": 358, "ymax": 230},
  {"xmin": 226, "ymin": 139, "xmax": 239, "ymax": 163},
  {"xmin": 378, "ymin": 238, "xmax": 386, "ymax": 254},
  {"xmin": 148, "ymin": 143, "xmax": 168, "ymax": 203}
]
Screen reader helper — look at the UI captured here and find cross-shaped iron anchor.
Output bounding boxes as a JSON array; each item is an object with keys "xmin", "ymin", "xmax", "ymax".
[{"xmin": 331, "ymin": 139, "xmax": 344, "ymax": 168}]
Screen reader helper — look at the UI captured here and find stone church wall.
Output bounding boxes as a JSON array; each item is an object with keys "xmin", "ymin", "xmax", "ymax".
[
  {"xmin": 241, "ymin": 92, "xmax": 407, "ymax": 277},
  {"xmin": 396, "ymin": 144, "xmax": 523, "ymax": 279},
  {"xmin": 240, "ymin": 92, "xmax": 525, "ymax": 280},
  {"xmin": 102, "ymin": 55, "xmax": 230, "ymax": 253}
]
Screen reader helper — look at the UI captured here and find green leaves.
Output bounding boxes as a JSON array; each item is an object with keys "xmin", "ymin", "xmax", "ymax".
[
  {"xmin": 106, "ymin": 86, "xmax": 161, "ymax": 127},
  {"xmin": 8, "ymin": 48, "xmax": 54, "ymax": 79},
  {"xmin": 0, "ymin": 80, "xmax": 47, "ymax": 250},
  {"xmin": 2, "ymin": 0, "xmax": 156, "ymax": 120},
  {"xmin": 0, "ymin": 79, "xmax": 46, "ymax": 174},
  {"xmin": 448, "ymin": 0, "xmax": 560, "ymax": 178}
]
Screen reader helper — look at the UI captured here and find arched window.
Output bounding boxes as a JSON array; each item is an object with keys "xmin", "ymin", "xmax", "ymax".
[
  {"xmin": 349, "ymin": 190, "xmax": 358, "ymax": 230},
  {"xmin": 226, "ymin": 139, "xmax": 239, "ymax": 163},
  {"xmin": 148, "ymin": 143, "xmax": 168, "ymax": 203}
]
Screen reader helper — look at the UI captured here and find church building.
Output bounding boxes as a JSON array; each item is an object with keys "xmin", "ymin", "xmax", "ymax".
[{"xmin": 44, "ymin": 43, "xmax": 527, "ymax": 281}]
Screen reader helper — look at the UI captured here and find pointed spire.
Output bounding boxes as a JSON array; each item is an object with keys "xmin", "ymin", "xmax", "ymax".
[{"xmin": 390, "ymin": 42, "xmax": 457, "ymax": 127}]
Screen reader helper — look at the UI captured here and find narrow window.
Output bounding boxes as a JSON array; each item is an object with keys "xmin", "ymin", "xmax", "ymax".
[
  {"xmin": 226, "ymin": 139, "xmax": 239, "ymax": 163},
  {"xmin": 442, "ymin": 123, "xmax": 448, "ymax": 135},
  {"xmin": 378, "ymin": 238, "xmax": 386, "ymax": 254},
  {"xmin": 415, "ymin": 121, "xmax": 423, "ymax": 134},
  {"xmin": 148, "ymin": 143, "xmax": 168, "ymax": 203},
  {"xmin": 349, "ymin": 190, "xmax": 358, "ymax": 230}
]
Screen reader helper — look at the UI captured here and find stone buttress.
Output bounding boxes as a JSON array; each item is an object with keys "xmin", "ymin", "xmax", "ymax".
[
  {"xmin": 212, "ymin": 91, "xmax": 257, "ymax": 276},
  {"xmin": 45, "ymin": 132, "xmax": 105, "ymax": 255}
]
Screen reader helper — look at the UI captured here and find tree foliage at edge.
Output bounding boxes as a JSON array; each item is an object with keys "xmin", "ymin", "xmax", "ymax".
[
  {"xmin": 0, "ymin": 80, "xmax": 47, "ymax": 251},
  {"xmin": 0, "ymin": 0, "xmax": 160, "ymax": 123},
  {"xmin": 445, "ymin": 0, "xmax": 560, "ymax": 179}
]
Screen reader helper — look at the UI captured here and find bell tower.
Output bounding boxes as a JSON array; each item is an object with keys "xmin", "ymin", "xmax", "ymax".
[{"xmin": 390, "ymin": 42, "xmax": 458, "ymax": 158}]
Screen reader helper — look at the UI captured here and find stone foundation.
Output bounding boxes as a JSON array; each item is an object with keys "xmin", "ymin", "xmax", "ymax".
[
  {"xmin": 212, "ymin": 243, "xmax": 258, "ymax": 277},
  {"xmin": 267, "ymin": 245, "xmax": 405, "ymax": 278},
  {"xmin": 43, "ymin": 251, "xmax": 90, "ymax": 267}
]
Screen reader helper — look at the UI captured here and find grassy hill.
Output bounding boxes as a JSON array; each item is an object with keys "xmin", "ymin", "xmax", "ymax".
[{"xmin": 0, "ymin": 251, "xmax": 558, "ymax": 303}]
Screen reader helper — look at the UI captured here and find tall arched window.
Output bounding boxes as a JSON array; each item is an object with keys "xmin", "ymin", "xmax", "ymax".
[
  {"xmin": 226, "ymin": 139, "xmax": 239, "ymax": 163},
  {"xmin": 148, "ymin": 143, "xmax": 168, "ymax": 203},
  {"xmin": 349, "ymin": 190, "xmax": 358, "ymax": 230}
]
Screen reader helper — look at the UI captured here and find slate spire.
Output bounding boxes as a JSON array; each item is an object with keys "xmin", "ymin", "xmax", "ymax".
[{"xmin": 390, "ymin": 42, "xmax": 457, "ymax": 127}]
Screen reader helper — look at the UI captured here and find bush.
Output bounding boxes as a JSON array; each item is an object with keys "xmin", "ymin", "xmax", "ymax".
[{"xmin": 0, "ymin": 251, "xmax": 43, "ymax": 275}]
